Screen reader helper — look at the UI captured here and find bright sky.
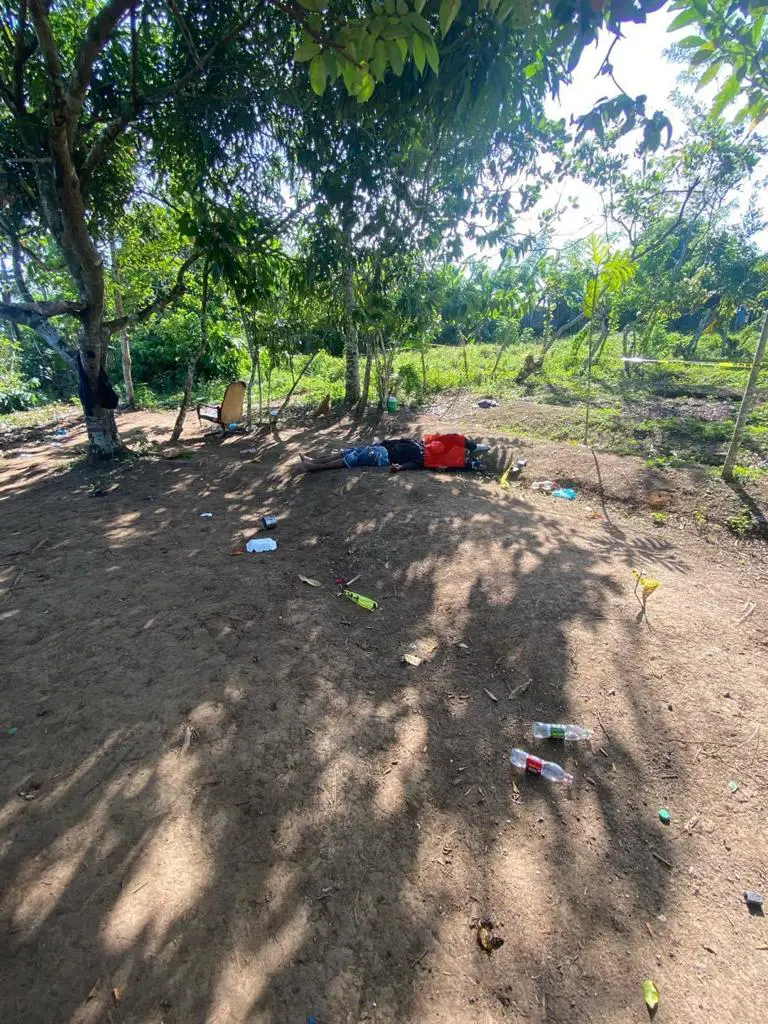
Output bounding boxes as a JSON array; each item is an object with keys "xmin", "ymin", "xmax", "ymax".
[{"xmin": 475, "ymin": 7, "xmax": 767, "ymax": 262}]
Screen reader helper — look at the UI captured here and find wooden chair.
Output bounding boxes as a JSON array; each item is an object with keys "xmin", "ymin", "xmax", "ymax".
[{"xmin": 196, "ymin": 380, "xmax": 246, "ymax": 430}]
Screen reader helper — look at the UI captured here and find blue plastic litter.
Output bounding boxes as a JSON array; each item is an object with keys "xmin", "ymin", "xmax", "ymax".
[{"xmin": 552, "ymin": 487, "xmax": 577, "ymax": 500}]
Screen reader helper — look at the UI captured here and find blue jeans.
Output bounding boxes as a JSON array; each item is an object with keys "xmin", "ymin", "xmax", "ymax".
[{"xmin": 342, "ymin": 445, "xmax": 390, "ymax": 468}]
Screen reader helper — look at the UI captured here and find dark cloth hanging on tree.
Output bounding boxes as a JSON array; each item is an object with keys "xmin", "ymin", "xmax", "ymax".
[{"xmin": 76, "ymin": 352, "xmax": 119, "ymax": 416}]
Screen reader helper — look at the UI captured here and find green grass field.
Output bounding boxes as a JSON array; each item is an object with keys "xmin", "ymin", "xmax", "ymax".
[{"xmin": 3, "ymin": 336, "xmax": 766, "ymax": 476}]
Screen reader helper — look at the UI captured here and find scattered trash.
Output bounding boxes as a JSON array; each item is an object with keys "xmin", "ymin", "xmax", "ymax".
[
  {"xmin": 728, "ymin": 780, "xmax": 740, "ymax": 793},
  {"xmin": 532, "ymin": 479, "xmax": 556, "ymax": 492},
  {"xmin": 734, "ymin": 600, "xmax": 757, "ymax": 625},
  {"xmin": 307, "ymin": 1017, "xmax": 319, "ymax": 1024},
  {"xmin": 633, "ymin": 569, "xmax": 660, "ymax": 598},
  {"xmin": 386, "ymin": 395, "xmax": 398, "ymax": 413},
  {"xmin": 499, "ymin": 458, "xmax": 527, "ymax": 489},
  {"xmin": 226, "ymin": 422, "xmax": 242, "ymax": 431},
  {"xmin": 643, "ymin": 979, "xmax": 660, "ymax": 1012},
  {"xmin": 552, "ymin": 487, "xmax": 577, "ymax": 500},
  {"xmin": 1, "ymin": 724, "xmax": 18, "ymax": 736},
  {"xmin": 14, "ymin": 452, "xmax": 33, "ymax": 459},
  {"xmin": 483, "ymin": 687, "xmax": 498, "ymax": 702},
  {"xmin": 53, "ymin": 428, "xmax": 68, "ymax": 436},
  {"xmin": 510, "ymin": 748, "xmax": 573, "ymax": 784},
  {"xmin": 659, "ymin": 808, "xmax": 671, "ymax": 825},
  {"xmin": 472, "ymin": 918, "xmax": 504, "ymax": 955},
  {"xmin": 180, "ymin": 723, "xmax": 198, "ymax": 754},
  {"xmin": 533, "ymin": 722, "xmax": 592, "ymax": 740},
  {"xmin": 18, "ymin": 784, "xmax": 40, "ymax": 801},
  {"xmin": 402, "ymin": 653, "xmax": 422, "ymax": 666},
  {"xmin": 160, "ymin": 448, "xmax": 194, "ymax": 460},
  {"xmin": 456, "ymin": 641, "xmax": 470, "ymax": 650},
  {"xmin": 342, "ymin": 589, "xmax": 377, "ymax": 611},
  {"xmin": 112, "ymin": 986, "xmax": 123, "ymax": 1005},
  {"xmin": 745, "ymin": 890, "xmax": 764, "ymax": 910},
  {"xmin": 199, "ymin": 512, "xmax": 213, "ymax": 518},
  {"xmin": 476, "ymin": 398, "xmax": 499, "ymax": 408},
  {"xmin": 633, "ymin": 569, "xmax": 660, "ymax": 622},
  {"xmin": 299, "ymin": 575, "xmax": 322, "ymax": 587},
  {"xmin": 246, "ymin": 538, "xmax": 278, "ymax": 552},
  {"xmin": 402, "ymin": 638, "xmax": 437, "ymax": 665},
  {"xmin": 262, "ymin": 514, "xmax": 277, "ymax": 529},
  {"xmin": 240, "ymin": 447, "xmax": 258, "ymax": 455},
  {"xmin": 335, "ymin": 576, "xmax": 377, "ymax": 610}
]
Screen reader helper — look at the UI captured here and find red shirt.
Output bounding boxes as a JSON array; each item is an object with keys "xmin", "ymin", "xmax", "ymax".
[{"xmin": 423, "ymin": 433, "xmax": 467, "ymax": 469}]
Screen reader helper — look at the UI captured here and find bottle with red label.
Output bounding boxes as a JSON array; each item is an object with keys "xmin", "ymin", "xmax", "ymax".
[{"xmin": 510, "ymin": 748, "xmax": 573, "ymax": 784}]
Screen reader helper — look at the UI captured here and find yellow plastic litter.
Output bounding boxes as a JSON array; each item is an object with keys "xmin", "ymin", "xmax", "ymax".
[
  {"xmin": 343, "ymin": 589, "xmax": 378, "ymax": 611},
  {"xmin": 499, "ymin": 464, "xmax": 513, "ymax": 490},
  {"xmin": 632, "ymin": 569, "xmax": 660, "ymax": 597},
  {"xmin": 643, "ymin": 979, "xmax": 660, "ymax": 1011}
]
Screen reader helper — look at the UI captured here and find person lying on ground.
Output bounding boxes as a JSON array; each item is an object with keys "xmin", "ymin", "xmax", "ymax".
[{"xmin": 299, "ymin": 434, "xmax": 482, "ymax": 473}]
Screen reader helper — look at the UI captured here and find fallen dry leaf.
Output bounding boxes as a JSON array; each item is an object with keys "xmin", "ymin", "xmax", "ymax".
[
  {"xmin": 298, "ymin": 575, "xmax": 322, "ymax": 588},
  {"xmin": 402, "ymin": 653, "xmax": 422, "ymax": 666},
  {"xmin": 86, "ymin": 979, "xmax": 100, "ymax": 1001},
  {"xmin": 483, "ymin": 687, "xmax": 498, "ymax": 702},
  {"xmin": 112, "ymin": 986, "xmax": 123, "ymax": 1004},
  {"xmin": 507, "ymin": 679, "xmax": 532, "ymax": 700}
]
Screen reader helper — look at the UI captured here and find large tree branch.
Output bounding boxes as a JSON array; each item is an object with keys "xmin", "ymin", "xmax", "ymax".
[
  {"xmin": 13, "ymin": 0, "xmax": 32, "ymax": 112},
  {"xmin": 80, "ymin": 8, "xmax": 259, "ymax": 183},
  {"xmin": 28, "ymin": 0, "xmax": 65, "ymax": 103},
  {"xmin": 11, "ymin": 239, "xmax": 35, "ymax": 303},
  {"xmin": 67, "ymin": 0, "xmax": 134, "ymax": 129},
  {"xmin": 80, "ymin": 109, "xmax": 138, "ymax": 187},
  {"xmin": 0, "ymin": 302, "xmax": 77, "ymax": 366},
  {"xmin": 104, "ymin": 250, "xmax": 199, "ymax": 333},
  {"xmin": 2, "ymin": 297, "xmax": 85, "ymax": 317}
]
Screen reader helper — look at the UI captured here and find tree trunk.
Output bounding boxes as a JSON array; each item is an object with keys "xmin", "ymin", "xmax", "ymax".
[
  {"xmin": 240, "ymin": 306, "xmax": 262, "ymax": 429},
  {"xmin": 110, "ymin": 239, "xmax": 134, "ymax": 407},
  {"xmin": 491, "ymin": 342, "xmax": 506, "ymax": 378},
  {"xmin": 272, "ymin": 350, "xmax": 318, "ymax": 426},
  {"xmin": 584, "ymin": 319, "xmax": 595, "ymax": 446},
  {"xmin": 420, "ymin": 347, "xmax": 427, "ymax": 389},
  {"xmin": 722, "ymin": 310, "xmax": 768, "ymax": 480},
  {"xmin": 460, "ymin": 328, "xmax": 469, "ymax": 381},
  {"xmin": 171, "ymin": 259, "xmax": 209, "ymax": 443},
  {"xmin": 341, "ymin": 221, "xmax": 360, "ymax": 404},
  {"xmin": 356, "ymin": 340, "xmax": 373, "ymax": 419},
  {"xmin": 79, "ymin": 317, "xmax": 123, "ymax": 460},
  {"xmin": 686, "ymin": 307, "xmax": 715, "ymax": 358},
  {"xmin": 85, "ymin": 405, "xmax": 122, "ymax": 455}
]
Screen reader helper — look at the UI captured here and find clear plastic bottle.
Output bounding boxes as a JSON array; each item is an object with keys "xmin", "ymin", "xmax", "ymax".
[
  {"xmin": 532, "ymin": 722, "xmax": 593, "ymax": 741},
  {"xmin": 510, "ymin": 748, "xmax": 573, "ymax": 784}
]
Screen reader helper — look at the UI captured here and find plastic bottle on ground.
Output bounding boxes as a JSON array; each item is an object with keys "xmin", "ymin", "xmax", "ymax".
[
  {"xmin": 532, "ymin": 479, "xmax": 557, "ymax": 492},
  {"xmin": 245, "ymin": 538, "xmax": 278, "ymax": 553},
  {"xmin": 532, "ymin": 722, "xmax": 593, "ymax": 741},
  {"xmin": 510, "ymin": 748, "xmax": 573, "ymax": 784}
]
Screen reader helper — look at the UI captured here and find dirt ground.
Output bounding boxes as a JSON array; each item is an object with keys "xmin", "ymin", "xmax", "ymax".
[{"xmin": 1, "ymin": 408, "xmax": 767, "ymax": 1024}]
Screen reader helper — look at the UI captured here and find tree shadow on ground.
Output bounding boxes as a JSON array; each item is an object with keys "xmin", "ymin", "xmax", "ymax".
[{"xmin": 0, "ymin": 426, "xmax": 689, "ymax": 1024}]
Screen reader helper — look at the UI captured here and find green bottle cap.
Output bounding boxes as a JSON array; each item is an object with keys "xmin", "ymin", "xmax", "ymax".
[{"xmin": 659, "ymin": 808, "xmax": 671, "ymax": 824}]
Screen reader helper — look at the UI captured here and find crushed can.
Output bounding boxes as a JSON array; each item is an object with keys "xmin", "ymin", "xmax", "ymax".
[{"xmin": 262, "ymin": 515, "xmax": 277, "ymax": 530}]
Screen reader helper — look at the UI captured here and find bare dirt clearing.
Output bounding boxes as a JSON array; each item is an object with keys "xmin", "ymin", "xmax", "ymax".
[{"xmin": 1, "ymin": 409, "xmax": 767, "ymax": 1024}]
